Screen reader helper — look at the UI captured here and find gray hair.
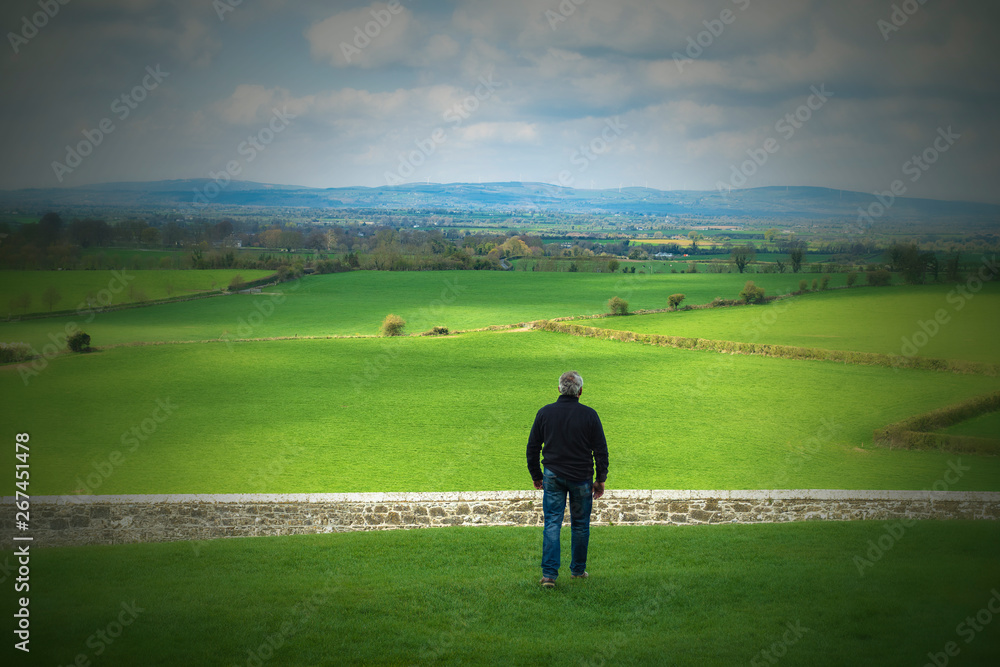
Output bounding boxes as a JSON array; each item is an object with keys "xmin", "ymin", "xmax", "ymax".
[{"xmin": 558, "ymin": 371, "xmax": 583, "ymax": 397}]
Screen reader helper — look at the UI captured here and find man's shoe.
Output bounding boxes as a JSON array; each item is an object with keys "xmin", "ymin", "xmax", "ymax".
[
  {"xmin": 571, "ymin": 572, "xmax": 589, "ymax": 579},
  {"xmin": 540, "ymin": 577, "xmax": 556, "ymax": 588}
]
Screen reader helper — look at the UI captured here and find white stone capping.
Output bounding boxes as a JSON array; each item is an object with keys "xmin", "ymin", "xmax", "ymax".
[{"xmin": 5, "ymin": 489, "xmax": 1000, "ymax": 504}]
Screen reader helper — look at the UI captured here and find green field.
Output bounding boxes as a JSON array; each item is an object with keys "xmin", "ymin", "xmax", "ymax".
[
  {"xmin": 0, "ymin": 270, "xmax": 845, "ymax": 350},
  {"xmin": 7, "ymin": 522, "xmax": 1000, "ymax": 666},
  {"xmin": 0, "ymin": 269, "xmax": 275, "ymax": 316},
  {"xmin": 941, "ymin": 411, "xmax": 1000, "ymax": 439},
  {"xmin": 586, "ymin": 283, "xmax": 1000, "ymax": 364},
  {"xmin": 5, "ymin": 330, "xmax": 998, "ymax": 495}
]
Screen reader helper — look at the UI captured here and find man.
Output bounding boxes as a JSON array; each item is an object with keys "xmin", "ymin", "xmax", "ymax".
[{"xmin": 526, "ymin": 370, "xmax": 609, "ymax": 588}]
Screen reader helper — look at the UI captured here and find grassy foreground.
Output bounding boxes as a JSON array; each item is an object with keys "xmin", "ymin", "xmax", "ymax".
[
  {"xmin": 4, "ymin": 331, "xmax": 999, "ymax": 495},
  {"xmin": 6, "ymin": 522, "xmax": 1000, "ymax": 665}
]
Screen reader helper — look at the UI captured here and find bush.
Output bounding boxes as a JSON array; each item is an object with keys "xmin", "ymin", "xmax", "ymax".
[
  {"xmin": 687, "ymin": 262, "xmax": 697, "ymax": 274},
  {"xmin": 568, "ymin": 262, "xmax": 579, "ymax": 272},
  {"xmin": 607, "ymin": 259, "xmax": 620, "ymax": 273},
  {"xmin": 608, "ymin": 296, "xmax": 629, "ymax": 316},
  {"xmin": 820, "ymin": 275, "xmax": 830, "ymax": 290},
  {"xmin": 67, "ymin": 332, "xmax": 91, "ymax": 352},
  {"xmin": 846, "ymin": 271, "xmax": 858, "ymax": 287},
  {"xmin": 425, "ymin": 326, "xmax": 449, "ymax": 336},
  {"xmin": 667, "ymin": 293, "xmax": 686, "ymax": 310},
  {"xmin": 867, "ymin": 269, "xmax": 892, "ymax": 287},
  {"xmin": 811, "ymin": 279, "xmax": 818, "ymax": 291},
  {"xmin": 738, "ymin": 281, "xmax": 766, "ymax": 304},
  {"xmin": 228, "ymin": 274, "xmax": 246, "ymax": 291},
  {"xmin": 380, "ymin": 314, "xmax": 406, "ymax": 337},
  {"xmin": 799, "ymin": 279, "xmax": 808, "ymax": 292},
  {"xmin": 0, "ymin": 342, "xmax": 33, "ymax": 363}
]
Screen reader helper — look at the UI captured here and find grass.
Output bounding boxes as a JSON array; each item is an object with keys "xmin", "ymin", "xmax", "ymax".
[
  {"xmin": 4, "ymin": 330, "xmax": 999, "ymax": 495},
  {"xmin": 940, "ymin": 411, "xmax": 1000, "ymax": 439},
  {"xmin": 6, "ymin": 521, "xmax": 1000, "ymax": 666},
  {"xmin": 0, "ymin": 269, "xmax": 274, "ymax": 317},
  {"xmin": 586, "ymin": 283, "xmax": 1000, "ymax": 364},
  {"xmin": 0, "ymin": 270, "xmax": 845, "ymax": 349}
]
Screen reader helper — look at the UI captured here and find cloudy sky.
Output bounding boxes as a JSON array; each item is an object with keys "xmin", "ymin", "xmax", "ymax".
[{"xmin": 2, "ymin": 0, "xmax": 998, "ymax": 202}]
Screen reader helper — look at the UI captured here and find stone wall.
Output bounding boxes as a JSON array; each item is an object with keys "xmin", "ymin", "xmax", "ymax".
[{"xmin": 3, "ymin": 489, "xmax": 997, "ymax": 548}]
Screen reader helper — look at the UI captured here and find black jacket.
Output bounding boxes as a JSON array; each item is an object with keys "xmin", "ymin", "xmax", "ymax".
[{"xmin": 526, "ymin": 394, "xmax": 609, "ymax": 483}]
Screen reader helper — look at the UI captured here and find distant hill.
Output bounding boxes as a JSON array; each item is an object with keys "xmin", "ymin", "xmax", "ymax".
[{"xmin": 1, "ymin": 180, "xmax": 998, "ymax": 223}]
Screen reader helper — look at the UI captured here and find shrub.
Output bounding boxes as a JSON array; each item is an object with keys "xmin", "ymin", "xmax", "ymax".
[
  {"xmin": 0, "ymin": 342, "xmax": 33, "ymax": 363},
  {"xmin": 799, "ymin": 279, "xmax": 808, "ymax": 292},
  {"xmin": 687, "ymin": 262, "xmax": 697, "ymax": 273},
  {"xmin": 67, "ymin": 332, "xmax": 91, "ymax": 353},
  {"xmin": 380, "ymin": 314, "xmax": 406, "ymax": 337},
  {"xmin": 608, "ymin": 296, "xmax": 629, "ymax": 316},
  {"xmin": 424, "ymin": 326, "xmax": 449, "ymax": 336},
  {"xmin": 820, "ymin": 275, "xmax": 830, "ymax": 290},
  {"xmin": 667, "ymin": 293, "xmax": 686, "ymax": 310},
  {"xmin": 738, "ymin": 281, "xmax": 766, "ymax": 304},
  {"xmin": 867, "ymin": 269, "xmax": 892, "ymax": 287},
  {"xmin": 811, "ymin": 279, "xmax": 818, "ymax": 291},
  {"xmin": 568, "ymin": 262, "xmax": 579, "ymax": 272},
  {"xmin": 607, "ymin": 259, "xmax": 620, "ymax": 273},
  {"xmin": 228, "ymin": 274, "xmax": 246, "ymax": 291},
  {"xmin": 846, "ymin": 271, "xmax": 858, "ymax": 287}
]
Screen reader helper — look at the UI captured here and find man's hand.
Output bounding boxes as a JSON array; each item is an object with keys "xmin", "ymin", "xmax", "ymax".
[
  {"xmin": 533, "ymin": 479, "xmax": 543, "ymax": 490},
  {"xmin": 593, "ymin": 481, "xmax": 605, "ymax": 500}
]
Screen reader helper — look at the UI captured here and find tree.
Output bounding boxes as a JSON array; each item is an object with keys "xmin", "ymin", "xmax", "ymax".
[
  {"xmin": 730, "ymin": 243, "xmax": 756, "ymax": 273},
  {"xmin": 775, "ymin": 259, "xmax": 786, "ymax": 273},
  {"xmin": 739, "ymin": 281, "xmax": 766, "ymax": 304},
  {"xmin": 789, "ymin": 244, "xmax": 804, "ymax": 273},
  {"xmin": 607, "ymin": 259, "xmax": 620, "ymax": 273},
  {"xmin": 846, "ymin": 271, "xmax": 858, "ymax": 287},
  {"xmin": 608, "ymin": 296, "xmax": 629, "ymax": 315},
  {"xmin": 67, "ymin": 331, "xmax": 91, "ymax": 352},
  {"xmin": 668, "ymin": 293, "xmax": 685, "ymax": 310},
  {"xmin": 42, "ymin": 286, "xmax": 61, "ymax": 311},
  {"xmin": 381, "ymin": 313, "xmax": 406, "ymax": 336}
]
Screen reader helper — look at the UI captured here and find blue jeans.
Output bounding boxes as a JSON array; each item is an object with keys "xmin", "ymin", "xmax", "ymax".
[{"xmin": 541, "ymin": 468, "xmax": 593, "ymax": 579}]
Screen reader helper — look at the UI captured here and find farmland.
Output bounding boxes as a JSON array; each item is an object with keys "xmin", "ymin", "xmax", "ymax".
[
  {"xmin": 0, "ymin": 270, "xmax": 846, "ymax": 350},
  {"xmin": 587, "ymin": 283, "xmax": 1000, "ymax": 364},
  {"xmin": 3, "ymin": 325, "xmax": 999, "ymax": 496},
  {"xmin": 0, "ymin": 269, "xmax": 275, "ymax": 316}
]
